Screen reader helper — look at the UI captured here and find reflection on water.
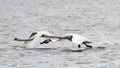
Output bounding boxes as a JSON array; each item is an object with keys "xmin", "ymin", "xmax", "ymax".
[{"xmin": 61, "ymin": 46, "xmax": 106, "ymax": 52}]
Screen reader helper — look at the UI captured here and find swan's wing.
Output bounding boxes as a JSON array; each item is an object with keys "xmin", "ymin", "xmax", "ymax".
[
  {"xmin": 28, "ymin": 31, "xmax": 52, "ymax": 39},
  {"xmin": 28, "ymin": 32, "xmax": 37, "ymax": 38},
  {"xmin": 67, "ymin": 34, "xmax": 86, "ymax": 45},
  {"xmin": 72, "ymin": 36, "xmax": 86, "ymax": 44},
  {"xmin": 23, "ymin": 31, "xmax": 55, "ymax": 48},
  {"xmin": 23, "ymin": 32, "xmax": 43, "ymax": 48},
  {"xmin": 71, "ymin": 34, "xmax": 92, "ymax": 44}
]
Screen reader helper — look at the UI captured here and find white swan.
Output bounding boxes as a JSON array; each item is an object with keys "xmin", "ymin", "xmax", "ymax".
[
  {"xmin": 14, "ymin": 31, "xmax": 93, "ymax": 48},
  {"xmin": 41, "ymin": 33, "xmax": 93, "ymax": 48},
  {"xmin": 14, "ymin": 31, "xmax": 58, "ymax": 48}
]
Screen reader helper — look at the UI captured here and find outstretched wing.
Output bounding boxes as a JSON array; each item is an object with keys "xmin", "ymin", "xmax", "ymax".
[
  {"xmin": 68, "ymin": 34, "xmax": 86, "ymax": 45},
  {"xmin": 28, "ymin": 32, "xmax": 37, "ymax": 38}
]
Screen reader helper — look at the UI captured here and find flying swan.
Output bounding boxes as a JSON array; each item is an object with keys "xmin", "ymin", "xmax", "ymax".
[
  {"xmin": 14, "ymin": 31, "xmax": 93, "ymax": 48},
  {"xmin": 14, "ymin": 31, "xmax": 56, "ymax": 48}
]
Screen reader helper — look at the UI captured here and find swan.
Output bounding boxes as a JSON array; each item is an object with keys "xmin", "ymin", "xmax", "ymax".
[
  {"xmin": 40, "ymin": 33, "xmax": 93, "ymax": 48},
  {"xmin": 14, "ymin": 31, "xmax": 58, "ymax": 48}
]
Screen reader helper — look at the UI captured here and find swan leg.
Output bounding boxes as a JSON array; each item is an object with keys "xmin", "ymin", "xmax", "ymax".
[
  {"xmin": 40, "ymin": 39, "xmax": 52, "ymax": 44},
  {"xmin": 83, "ymin": 42, "xmax": 92, "ymax": 48},
  {"xmin": 78, "ymin": 44, "xmax": 81, "ymax": 48}
]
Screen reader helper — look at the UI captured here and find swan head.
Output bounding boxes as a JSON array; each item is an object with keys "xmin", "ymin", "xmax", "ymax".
[
  {"xmin": 41, "ymin": 34, "xmax": 46, "ymax": 37},
  {"xmin": 64, "ymin": 35, "xmax": 73, "ymax": 41}
]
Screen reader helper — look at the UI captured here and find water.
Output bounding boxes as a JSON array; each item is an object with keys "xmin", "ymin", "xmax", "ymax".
[{"xmin": 0, "ymin": 0, "xmax": 120, "ymax": 68}]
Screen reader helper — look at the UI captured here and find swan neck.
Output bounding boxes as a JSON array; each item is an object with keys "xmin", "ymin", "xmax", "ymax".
[
  {"xmin": 41, "ymin": 35, "xmax": 65, "ymax": 39},
  {"xmin": 14, "ymin": 37, "xmax": 34, "ymax": 41}
]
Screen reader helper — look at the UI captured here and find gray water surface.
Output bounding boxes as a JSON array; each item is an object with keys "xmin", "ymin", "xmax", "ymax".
[{"xmin": 0, "ymin": 0, "xmax": 120, "ymax": 68}]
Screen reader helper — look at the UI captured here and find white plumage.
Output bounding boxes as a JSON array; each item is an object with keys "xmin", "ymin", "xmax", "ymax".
[
  {"xmin": 24, "ymin": 31, "xmax": 49, "ymax": 48},
  {"xmin": 64, "ymin": 33, "xmax": 91, "ymax": 45}
]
